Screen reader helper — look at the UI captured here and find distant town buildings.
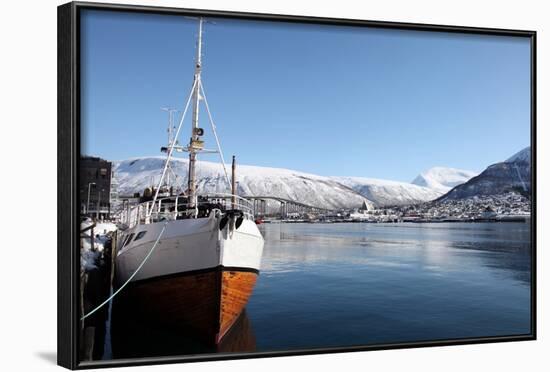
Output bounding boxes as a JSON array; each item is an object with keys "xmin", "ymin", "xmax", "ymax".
[
  {"xmin": 80, "ymin": 156, "xmax": 112, "ymax": 219},
  {"xmin": 315, "ymin": 192, "xmax": 530, "ymax": 223},
  {"xmin": 384, "ymin": 192, "xmax": 531, "ymax": 223}
]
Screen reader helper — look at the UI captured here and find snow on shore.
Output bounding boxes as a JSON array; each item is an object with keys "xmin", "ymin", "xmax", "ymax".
[{"xmin": 80, "ymin": 219, "xmax": 117, "ymax": 271}]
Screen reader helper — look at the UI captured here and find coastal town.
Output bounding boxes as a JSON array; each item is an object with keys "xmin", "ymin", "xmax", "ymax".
[
  {"xmin": 80, "ymin": 154, "xmax": 531, "ymax": 226},
  {"xmin": 271, "ymin": 191, "xmax": 531, "ymax": 224},
  {"xmin": 347, "ymin": 192, "xmax": 531, "ymax": 224}
]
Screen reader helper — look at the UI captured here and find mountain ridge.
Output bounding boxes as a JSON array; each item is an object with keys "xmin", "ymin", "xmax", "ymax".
[
  {"xmin": 438, "ymin": 147, "xmax": 531, "ymax": 201},
  {"xmin": 114, "ymin": 157, "xmax": 444, "ymax": 208},
  {"xmin": 113, "ymin": 147, "xmax": 529, "ymax": 209},
  {"xmin": 411, "ymin": 166, "xmax": 478, "ymax": 193},
  {"xmin": 333, "ymin": 176, "xmax": 443, "ymax": 206},
  {"xmin": 114, "ymin": 157, "xmax": 376, "ymax": 210}
]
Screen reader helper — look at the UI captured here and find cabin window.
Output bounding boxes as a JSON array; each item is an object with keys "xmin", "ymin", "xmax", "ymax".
[
  {"xmin": 120, "ymin": 235, "xmax": 130, "ymax": 247},
  {"xmin": 123, "ymin": 233, "xmax": 135, "ymax": 247},
  {"xmin": 134, "ymin": 231, "xmax": 147, "ymax": 241}
]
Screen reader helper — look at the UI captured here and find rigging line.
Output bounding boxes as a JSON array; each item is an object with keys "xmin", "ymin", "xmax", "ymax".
[
  {"xmin": 169, "ymin": 159, "xmax": 190, "ymax": 197},
  {"xmin": 169, "ymin": 155, "xmax": 193, "ymax": 197},
  {"xmin": 167, "ymin": 165, "xmax": 180, "ymax": 189},
  {"xmin": 149, "ymin": 79, "xmax": 198, "ymax": 217},
  {"xmin": 80, "ymin": 222, "xmax": 169, "ymax": 321},
  {"xmin": 199, "ymin": 81, "xmax": 232, "ymax": 190}
]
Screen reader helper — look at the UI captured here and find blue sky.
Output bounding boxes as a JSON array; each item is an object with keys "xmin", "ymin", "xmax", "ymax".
[{"xmin": 81, "ymin": 10, "xmax": 531, "ymax": 182}]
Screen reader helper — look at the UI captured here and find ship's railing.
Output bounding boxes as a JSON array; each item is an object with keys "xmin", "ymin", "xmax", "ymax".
[{"xmin": 117, "ymin": 194, "xmax": 255, "ymax": 229}]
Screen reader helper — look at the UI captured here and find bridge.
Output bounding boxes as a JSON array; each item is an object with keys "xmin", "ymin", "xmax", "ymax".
[
  {"xmin": 241, "ymin": 195, "xmax": 332, "ymax": 218},
  {"xmin": 115, "ymin": 194, "xmax": 336, "ymax": 220}
]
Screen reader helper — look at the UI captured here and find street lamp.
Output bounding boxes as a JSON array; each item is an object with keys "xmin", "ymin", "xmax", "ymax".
[
  {"xmin": 86, "ymin": 182, "xmax": 96, "ymax": 216},
  {"xmin": 97, "ymin": 188, "xmax": 105, "ymax": 220}
]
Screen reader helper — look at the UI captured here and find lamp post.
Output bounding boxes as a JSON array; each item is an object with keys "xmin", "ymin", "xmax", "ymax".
[
  {"xmin": 86, "ymin": 182, "xmax": 96, "ymax": 216},
  {"xmin": 97, "ymin": 189, "xmax": 104, "ymax": 220}
]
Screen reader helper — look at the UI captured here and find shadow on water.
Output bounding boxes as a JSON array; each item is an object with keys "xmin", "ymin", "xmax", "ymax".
[{"xmin": 107, "ymin": 298, "xmax": 256, "ymax": 360}]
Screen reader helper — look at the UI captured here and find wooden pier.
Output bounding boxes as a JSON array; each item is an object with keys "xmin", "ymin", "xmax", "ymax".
[{"xmin": 79, "ymin": 224, "xmax": 118, "ymax": 361}]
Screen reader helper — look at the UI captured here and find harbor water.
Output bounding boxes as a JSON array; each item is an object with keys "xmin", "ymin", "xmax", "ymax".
[{"xmin": 107, "ymin": 222, "xmax": 531, "ymax": 358}]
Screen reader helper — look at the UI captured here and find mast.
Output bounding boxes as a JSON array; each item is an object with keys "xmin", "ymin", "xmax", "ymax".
[
  {"xmin": 232, "ymin": 155, "xmax": 236, "ymax": 209},
  {"xmin": 168, "ymin": 109, "xmax": 173, "ymax": 187},
  {"xmin": 187, "ymin": 17, "xmax": 204, "ymax": 211},
  {"xmin": 147, "ymin": 17, "xmax": 232, "ymax": 219}
]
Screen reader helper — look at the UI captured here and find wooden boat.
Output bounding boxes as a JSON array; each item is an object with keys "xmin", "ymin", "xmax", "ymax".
[{"xmin": 115, "ymin": 18, "xmax": 264, "ymax": 345}]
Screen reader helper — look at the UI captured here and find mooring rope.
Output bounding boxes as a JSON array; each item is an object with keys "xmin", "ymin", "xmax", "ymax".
[{"xmin": 80, "ymin": 221, "xmax": 169, "ymax": 321}]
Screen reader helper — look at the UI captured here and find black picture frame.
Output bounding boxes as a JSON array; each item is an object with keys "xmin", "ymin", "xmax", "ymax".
[{"xmin": 58, "ymin": 1, "xmax": 537, "ymax": 369}]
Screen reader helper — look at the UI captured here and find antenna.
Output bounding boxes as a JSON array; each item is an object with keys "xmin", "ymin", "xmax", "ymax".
[
  {"xmin": 160, "ymin": 107, "xmax": 179, "ymax": 188},
  {"xmin": 160, "ymin": 107, "xmax": 179, "ymax": 148}
]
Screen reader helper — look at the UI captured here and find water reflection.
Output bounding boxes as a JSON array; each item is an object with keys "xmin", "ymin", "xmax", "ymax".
[
  {"xmin": 258, "ymin": 222, "xmax": 531, "ymax": 285},
  {"xmin": 109, "ymin": 301, "xmax": 256, "ymax": 359},
  {"xmin": 95, "ymin": 222, "xmax": 530, "ymax": 359},
  {"xmin": 247, "ymin": 222, "xmax": 531, "ymax": 351}
]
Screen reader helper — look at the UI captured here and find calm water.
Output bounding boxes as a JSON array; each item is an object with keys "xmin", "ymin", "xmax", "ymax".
[{"xmin": 108, "ymin": 222, "xmax": 531, "ymax": 358}]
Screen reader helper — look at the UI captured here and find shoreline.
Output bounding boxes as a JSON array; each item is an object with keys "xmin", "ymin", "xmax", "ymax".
[{"xmin": 261, "ymin": 218, "xmax": 531, "ymax": 224}]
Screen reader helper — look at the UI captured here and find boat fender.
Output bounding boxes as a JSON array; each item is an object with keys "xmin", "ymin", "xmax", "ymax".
[
  {"xmin": 219, "ymin": 215, "xmax": 229, "ymax": 230},
  {"xmin": 235, "ymin": 215, "xmax": 244, "ymax": 229},
  {"xmin": 229, "ymin": 214, "xmax": 236, "ymax": 232}
]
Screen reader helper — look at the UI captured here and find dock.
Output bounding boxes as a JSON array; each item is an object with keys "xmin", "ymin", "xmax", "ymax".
[{"xmin": 79, "ymin": 221, "xmax": 118, "ymax": 361}]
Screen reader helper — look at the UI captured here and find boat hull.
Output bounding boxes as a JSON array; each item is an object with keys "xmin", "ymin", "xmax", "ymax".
[
  {"xmin": 115, "ymin": 215, "xmax": 263, "ymax": 344},
  {"xmin": 119, "ymin": 266, "xmax": 258, "ymax": 344}
]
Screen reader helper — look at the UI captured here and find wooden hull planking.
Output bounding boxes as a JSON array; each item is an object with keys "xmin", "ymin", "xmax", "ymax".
[{"xmin": 120, "ymin": 266, "xmax": 258, "ymax": 345}]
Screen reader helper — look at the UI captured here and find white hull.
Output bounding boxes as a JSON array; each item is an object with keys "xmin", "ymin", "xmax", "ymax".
[{"xmin": 115, "ymin": 213, "xmax": 264, "ymax": 285}]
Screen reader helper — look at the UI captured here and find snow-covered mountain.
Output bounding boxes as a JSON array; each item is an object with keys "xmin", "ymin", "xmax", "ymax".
[
  {"xmin": 506, "ymin": 146, "xmax": 531, "ymax": 164},
  {"xmin": 114, "ymin": 157, "xmax": 374, "ymax": 210},
  {"xmin": 332, "ymin": 177, "xmax": 443, "ymax": 206},
  {"xmin": 438, "ymin": 147, "xmax": 531, "ymax": 201},
  {"xmin": 113, "ymin": 147, "xmax": 528, "ymax": 210},
  {"xmin": 411, "ymin": 167, "xmax": 478, "ymax": 193}
]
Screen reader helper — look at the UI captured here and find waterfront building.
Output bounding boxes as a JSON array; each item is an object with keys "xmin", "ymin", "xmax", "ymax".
[{"xmin": 80, "ymin": 156, "xmax": 112, "ymax": 219}]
